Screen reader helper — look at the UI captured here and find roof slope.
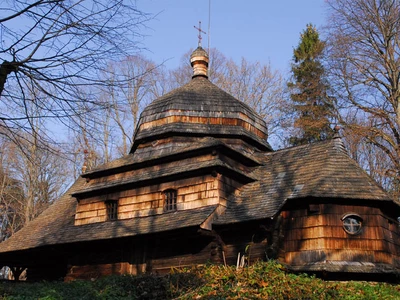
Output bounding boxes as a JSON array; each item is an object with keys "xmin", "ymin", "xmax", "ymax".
[
  {"xmin": 131, "ymin": 76, "xmax": 271, "ymax": 151},
  {"xmin": 74, "ymin": 157, "xmax": 255, "ymax": 197},
  {"xmin": 0, "ymin": 137, "xmax": 396, "ymax": 254},
  {"xmin": 0, "ymin": 176, "xmax": 219, "ymax": 254},
  {"xmin": 82, "ymin": 137, "xmax": 260, "ymax": 178},
  {"xmin": 215, "ymin": 137, "xmax": 396, "ymax": 224}
]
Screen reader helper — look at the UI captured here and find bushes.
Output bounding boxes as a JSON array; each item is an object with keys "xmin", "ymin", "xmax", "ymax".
[{"xmin": 0, "ymin": 261, "xmax": 399, "ymax": 299}]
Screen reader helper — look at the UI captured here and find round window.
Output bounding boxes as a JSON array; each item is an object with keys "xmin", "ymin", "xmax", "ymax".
[{"xmin": 342, "ymin": 215, "xmax": 362, "ymax": 235}]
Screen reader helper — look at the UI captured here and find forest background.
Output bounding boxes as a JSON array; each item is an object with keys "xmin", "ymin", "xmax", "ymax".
[{"xmin": 0, "ymin": 0, "xmax": 399, "ymax": 257}]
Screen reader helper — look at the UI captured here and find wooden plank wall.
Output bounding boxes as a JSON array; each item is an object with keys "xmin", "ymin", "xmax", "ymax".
[
  {"xmin": 64, "ymin": 221, "xmax": 270, "ymax": 280},
  {"xmin": 75, "ymin": 175, "xmax": 220, "ymax": 225},
  {"xmin": 282, "ymin": 204, "xmax": 400, "ymax": 267},
  {"xmin": 150, "ymin": 241, "xmax": 220, "ymax": 273},
  {"xmin": 137, "ymin": 112, "xmax": 267, "ymax": 140},
  {"xmin": 217, "ymin": 223, "xmax": 270, "ymax": 266}
]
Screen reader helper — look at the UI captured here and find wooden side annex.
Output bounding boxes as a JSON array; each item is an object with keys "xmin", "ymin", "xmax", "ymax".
[{"xmin": 281, "ymin": 202, "xmax": 400, "ymax": 275}]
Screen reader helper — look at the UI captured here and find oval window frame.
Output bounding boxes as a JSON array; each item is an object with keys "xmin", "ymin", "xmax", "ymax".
[{"xmin": 341, "ymin": 213, "xmax": 363, "ymax": 235}]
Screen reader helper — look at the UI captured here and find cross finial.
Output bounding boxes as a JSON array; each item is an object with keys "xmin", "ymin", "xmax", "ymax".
[{"xmin": 194, "ymin": 21, "xmax": 206, "ymax": 47}]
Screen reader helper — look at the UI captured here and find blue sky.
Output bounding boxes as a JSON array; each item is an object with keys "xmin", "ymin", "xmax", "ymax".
[{"xmin": 137, "ymin": 0, "xmax": 327, "ymax": 73}]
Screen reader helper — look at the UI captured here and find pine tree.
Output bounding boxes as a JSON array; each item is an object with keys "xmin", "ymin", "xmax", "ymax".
[{"xmin": 288, "ymin": 24, "xmax": 335, "ymax": 146}]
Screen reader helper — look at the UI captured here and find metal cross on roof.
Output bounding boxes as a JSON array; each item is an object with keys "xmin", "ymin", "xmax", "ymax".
[{"xmin": 194, "ymin": 21, "xmax": 206, "ymax": 47}]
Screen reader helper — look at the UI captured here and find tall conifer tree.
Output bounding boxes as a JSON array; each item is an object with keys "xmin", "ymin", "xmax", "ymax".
[{"xmin": 288, "ymin": 24, "xmax": 335, "ymax": 146}]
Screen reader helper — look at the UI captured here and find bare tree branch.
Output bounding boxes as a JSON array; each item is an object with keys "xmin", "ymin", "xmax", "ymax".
[
  {"xmin": 326, "ymin": 0, "xmax": 400, "ymax": 199},
  {"xmin": 0, "ymin": 0, "xmax": 151, "ymax": 154}
]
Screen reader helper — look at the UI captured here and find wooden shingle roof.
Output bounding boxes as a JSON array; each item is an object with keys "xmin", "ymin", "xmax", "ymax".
[
  {"xmin": 0, "ymin": 176, "xmax": 220, "ymax": 254},
  {"xmin": 0, "ymin": 136, "xmax": 395, "ymax": 255},
  {"xmin": 82, "ymin": 137, "xmax": 260, "ymax": 178},
  {"xmin": 131, "ymin": 76, "xmax": 272, "ymax": 152},
  {"xmin": 215, "ymin": 137, "xmax": 396, "ymax": 225},
  {"xmin": 73, "ymin": 156, "xmax": 255, "ymax": 198},
  {"xmin": 1, "ymin": 45, "xmax": 397, "ymax": 276}
]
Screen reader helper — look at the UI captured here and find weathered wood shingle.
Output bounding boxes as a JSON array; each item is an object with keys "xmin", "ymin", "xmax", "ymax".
[
  {"xmin": 1, "ymin": 53, "xmax": 398, "ymax": 280},
  {"xmin": 131, "ymin": 76, "xmax": 272, "ymax": 152},
  {"xmin": 0, "ymin": 136, "xmax": 395, "ymax": 254},
  {"xmin": 74, "ymin": 156, "xmax": 255, "ymax": 197},
  {"xmin": 215, "ymin": 137, "xmax": 394, "ymax": 225},
  {"xmin": 0, "ymin": 175, "xmax": 220, "ymax": 253},
  {"xmin": 83, "ymin": 137, "xmax": 259, "ymax": 177}
]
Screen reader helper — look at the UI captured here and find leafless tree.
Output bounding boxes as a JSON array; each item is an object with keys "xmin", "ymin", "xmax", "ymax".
[
  {"xmin": 0, "ymin": 88, "xmax": 69, "ymax": 251},
  {"xmin": 0, "ymin": 0, "xmax": 150, "ymax": 151},
  {"xmin": 68, "ymin": 54, "xmax": 161, "ymax": 165},
  {"xmin": 0, "ymin": 142, "xmax": 25, "ymax": 242},
  {"xmin": 107, "ymin": 55, "xmax": 160, "ymax": 155},
  {"xmin": 325, "ymin": 0, "xmax": 400, "ymax": 200},
  {"xmin": 68, "ymin": 116, "xmax": 104, "ymax": 174},
  {"xmin": 59, "ymin": 47, "xmax": 285, "ymax": 172},
  {"xmin": 13, "ymin": 139, "xmax": 69, "ymax": 223},
  {"xmin": 341, "ymin": 113, "xmax": 394, "ymax": 191},
  {"xmin": 1, "ymin": 89, "xmax": 71, "ymax": 223},
  {"xmin": 10, "ymin": 124, "xmax": 70, "ymax": 223},
  {"xmin": 217, "ymin": 57, "xmax": 285, "ymax": 141},
  {"xmin": 63, "ymin": 54, "xmax": 162, "ymax": 173}
]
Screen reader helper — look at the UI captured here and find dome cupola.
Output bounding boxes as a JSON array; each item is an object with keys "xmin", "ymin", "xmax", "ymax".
[
  {"xmin": 130, "ymin": 47, "xmax": 271, "ymax": 155},
  {"xmin": 190, "ymin": 46, "xmax": 209, "ymax": 78}
]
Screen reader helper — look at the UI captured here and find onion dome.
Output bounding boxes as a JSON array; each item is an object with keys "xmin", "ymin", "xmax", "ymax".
[
  {"xmin": 190, "ymin": 46, "xmax": 209, "ymax": 78},
  {"xmin": 130, "ymin": 47, "xmax": 271, "ymax": 153}
]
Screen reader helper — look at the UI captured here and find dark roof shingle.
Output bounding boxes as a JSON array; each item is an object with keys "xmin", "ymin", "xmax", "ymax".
[
  {"xmin": 215, "ymin": 138, "xmax": 395, "ymax": 224},
  {"xmin": 0, "ymin": 177, "xmax": 219, "ymax": 254},
  {"xmin": 131, "ymin": 76, "xmax": 271, "ymax": 151},
  {"xmin": 0, "ymin": 137, "xmax": 396, "ymax": 255}
]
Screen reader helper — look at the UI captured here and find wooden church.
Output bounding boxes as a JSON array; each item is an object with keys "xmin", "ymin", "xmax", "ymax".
[{"xmin": 0, "ymin": 46, "xmax": 399, "ymax": 281}]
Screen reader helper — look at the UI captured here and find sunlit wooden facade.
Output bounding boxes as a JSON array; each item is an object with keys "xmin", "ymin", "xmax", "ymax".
[{"xmin": 0, "ymin": 47, "xmax": 399, "ymax": 282}]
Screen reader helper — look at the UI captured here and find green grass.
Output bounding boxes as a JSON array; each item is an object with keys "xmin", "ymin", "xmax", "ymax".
[{"xmin": 1, "ymin": 261, "xmax": 399, "ymax": 299}]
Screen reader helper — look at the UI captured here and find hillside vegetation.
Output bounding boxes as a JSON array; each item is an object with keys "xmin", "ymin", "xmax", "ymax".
[{"xmin": 1, "ymin": 261, "xmax": 399, "ymax": 299}]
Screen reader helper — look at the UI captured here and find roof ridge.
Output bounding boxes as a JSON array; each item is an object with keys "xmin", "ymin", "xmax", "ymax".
[
  {"xmin": 271, "ymin": 139, "xmax": 332, "ymax": 154},
  {"xmin": 271, "ymin": 137, "xmax": 349, "ymax": 156}
]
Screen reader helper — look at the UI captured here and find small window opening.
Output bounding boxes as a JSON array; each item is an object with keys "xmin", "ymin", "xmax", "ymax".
[
  {"xmin": 106, "ymin": 200, "xmax": 118, "ymax": 221},
  {"xmin": 164, "ymin": 189, "xmax": 177, "ymax": 212},
  {"xmin": 342, "ymin": 214, "xmax": 362, "ymax": 235}
]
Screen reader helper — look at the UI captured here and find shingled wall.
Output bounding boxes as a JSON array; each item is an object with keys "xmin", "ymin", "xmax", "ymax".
[{"xmin": 281, "ymin": 202, "xmax": 400, "ymax": 272}]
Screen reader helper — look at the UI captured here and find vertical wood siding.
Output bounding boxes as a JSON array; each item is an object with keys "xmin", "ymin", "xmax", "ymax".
[
  {"xmin": 281, "ymin": 204, "xmax": 400, "ymax": 267},
  {"xmin": 75, "ymin": 175, "xmax": 220, "ymax": 225}
]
